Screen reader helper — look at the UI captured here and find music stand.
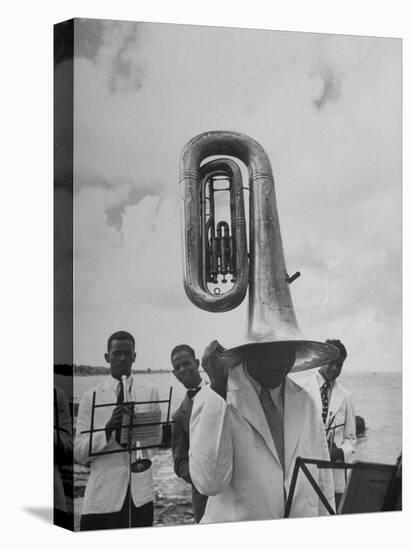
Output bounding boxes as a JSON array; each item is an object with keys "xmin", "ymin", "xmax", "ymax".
[
  {"xmin": 79, "ymin": 386, "xmax": 174, "ymax": 528},
  {"xmin": 338, "ymin": 461, "xmax": 399, "ymax": 514},
  {"xmin": 284, "ymin": 457, "xmax": 399, "ymax": 517}
]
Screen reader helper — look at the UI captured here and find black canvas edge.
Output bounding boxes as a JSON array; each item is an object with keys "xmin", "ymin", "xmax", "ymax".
[{"xmin": 54, "ymin": 18, "xmax": 75, "ymax": 532}]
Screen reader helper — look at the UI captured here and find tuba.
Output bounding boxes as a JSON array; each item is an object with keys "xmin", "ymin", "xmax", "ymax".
[{"xmin": 180, "ymin": 131, "xmax": 338, "ymax": 371}]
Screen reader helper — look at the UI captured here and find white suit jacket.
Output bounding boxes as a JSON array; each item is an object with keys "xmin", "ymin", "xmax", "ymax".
[
  {"xmin": 189, "ymin": 366, "xmax": 335, "ymax": 523},
  {"xmin": 304, "ymin": 372, "xmax": 356, "ymax": 493},
  {"xmin": 74, "ymin": 376, "xmax": 161, "ymax": 515}
]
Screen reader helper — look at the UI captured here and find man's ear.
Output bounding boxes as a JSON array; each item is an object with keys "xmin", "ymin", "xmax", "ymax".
[
  {"xmin": 172, "ymin": 370, "xmax": 177, "ymax": 379},
  {"xmin": 195, "ymin": 358, "xmax": 200, "ymax": 369},
  {"xmin": 104, "ymin": 352, "xmax": 110, "ymax": 364},
  {"xmin": 132, "ymin": 352, "xmax": 137, "ymax": 363}
]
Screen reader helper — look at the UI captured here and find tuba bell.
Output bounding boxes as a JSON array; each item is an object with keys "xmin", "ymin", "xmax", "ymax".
[{"xmin": 179, "ymin": 131, "xmax": 338, "ymax": 371}]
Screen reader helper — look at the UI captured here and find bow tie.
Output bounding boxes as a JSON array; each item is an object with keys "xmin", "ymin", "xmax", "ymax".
[{"xmin": 187, "ymin": 387, "xmax": 201, "ymax": 399}]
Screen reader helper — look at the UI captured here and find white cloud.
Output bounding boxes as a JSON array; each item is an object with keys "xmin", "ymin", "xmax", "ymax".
[{"xmin": 66, "ymin": 21, "xmax": 401, "ymax": 371}]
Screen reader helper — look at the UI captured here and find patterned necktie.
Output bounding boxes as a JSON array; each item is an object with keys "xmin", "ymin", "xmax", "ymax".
[
  {"xmin": 320, "ymin": 381, "xmax": 330, "ymax": 424},
  {"xmin": 187, "ymin": 387, "xmax": 201, "ymax": 399},
  {"xmin": 260, "ymin": 387, "xmax": 284, "ymax": 470}
]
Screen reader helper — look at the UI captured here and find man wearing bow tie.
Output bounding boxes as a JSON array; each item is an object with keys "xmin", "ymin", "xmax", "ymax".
[
  {"xmin": 171, "ymin": 344, "xmax": 208, "ymax": 523},
  {"xmin": 304, "ymin": 339, "xmax": 356, "ymax": 508}
]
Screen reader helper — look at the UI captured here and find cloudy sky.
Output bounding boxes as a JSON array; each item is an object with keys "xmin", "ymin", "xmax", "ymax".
[{"xmin": 55, "ymin": 19, "xmax": 401, "ymax": 372}]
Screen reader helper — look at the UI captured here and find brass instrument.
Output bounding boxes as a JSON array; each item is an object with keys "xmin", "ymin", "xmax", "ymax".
[
  {"xmin": 121, "ymin": 375, "xmax": 152, "ymax": 473},
  {"xmin": 180, "ymin": 130, "xmax": 338, "ymax": 371}
]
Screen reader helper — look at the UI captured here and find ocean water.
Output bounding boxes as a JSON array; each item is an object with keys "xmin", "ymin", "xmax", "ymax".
[
  {"xmin": 294, "ymin": 370, "xmax": 402, "ymax": 464},
  {"xmin": 335, "ymin": 371, "xmax": 402, "ymax": 464},
  {"xmin": 56, "ymin": 369, "xmax": 402, "ymax": 466}
]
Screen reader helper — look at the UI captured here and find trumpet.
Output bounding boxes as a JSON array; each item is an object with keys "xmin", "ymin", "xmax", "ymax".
[
  {"xmin": 121, "ymin": 375, "xmax": 152, "ymax": 473},
  {"xmin": 180, "ymin": 131, "xmax": 339, "ymax": 370}
]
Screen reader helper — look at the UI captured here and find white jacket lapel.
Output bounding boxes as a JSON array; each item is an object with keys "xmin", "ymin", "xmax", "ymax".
[
  {"xmin": 308, "ymin": 374, "xmax": 322, "ymax": 410},
  {"xmin": 328, "ymin": 381, "xmax": 345, "ymax": 419},
  {"xmin": 100, "ymin": 376, "xmax": 118, "ymax": 403},
  {"xmin": 93, "ymin": 377, "xmax": 118, "ymax": 429}
]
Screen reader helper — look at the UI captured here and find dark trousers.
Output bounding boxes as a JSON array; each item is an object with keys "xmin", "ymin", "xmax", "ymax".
[
  {"xmin": 192, "ymin": 487, "xmax": 208, "ymax": 523},
  {"xmin": 80, "ymin": 488, "xmax": 154, "ymax": 531}
]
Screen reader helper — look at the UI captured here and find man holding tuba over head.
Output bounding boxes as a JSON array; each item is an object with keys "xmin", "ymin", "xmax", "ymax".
[{"xmin": 180, "ymin": 131, "xmax": 338, "ymax": 523}]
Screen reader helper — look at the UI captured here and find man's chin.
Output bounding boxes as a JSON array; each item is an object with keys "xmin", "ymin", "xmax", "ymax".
[
  {"xmin": 266, "ymin": 373, "xmax": 289, "ymax": 388},
  {"xmin": 114, "ymin": 368, "xmax": 132, "ymax": 378}
]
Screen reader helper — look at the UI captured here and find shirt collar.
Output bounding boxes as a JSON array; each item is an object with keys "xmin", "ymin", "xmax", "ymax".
[
  {"xmin": 187, "ymin": 378, "xmax": 206, "ymax": 391},
  {"xmin": 108, "ymin": 374, "xmax": 133, "ymax": 393},
  {"xmin": 317, "ymin": 370, "xmax": 334, "ymax": 389}
]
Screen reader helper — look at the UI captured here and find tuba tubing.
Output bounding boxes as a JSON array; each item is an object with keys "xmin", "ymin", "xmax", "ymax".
[
  {"xmin": 180, "ymin": 130, "xmax": 298, "ymax": 339},
  {"xmin": 199, "ymin": 157, "xmax": 248, "ymax": 308},
  {"xmin": 181, "ymin": 145, "xmax": 249, "ymax": 312},
  {"xmin": 180, "ymin": 131, "xmax": 340, "ymax": 370}
]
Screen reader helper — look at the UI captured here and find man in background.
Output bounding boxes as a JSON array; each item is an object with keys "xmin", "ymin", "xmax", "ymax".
[
  {"xmin": 304, "ymin": 339, "xmax": 356, "ymax": 508},
  {"xmin": 171, "ymin": 344, "xmax": 208, "ymax": 523},
  {"xmin": 75, "ymin": 330, "xmax": 161, "ymax": 530}
]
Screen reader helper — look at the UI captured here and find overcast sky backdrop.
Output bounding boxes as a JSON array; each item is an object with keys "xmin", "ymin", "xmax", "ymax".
[{"xmin": 55, "ymin": 19, "xmax": 401, "ymax": 372}]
